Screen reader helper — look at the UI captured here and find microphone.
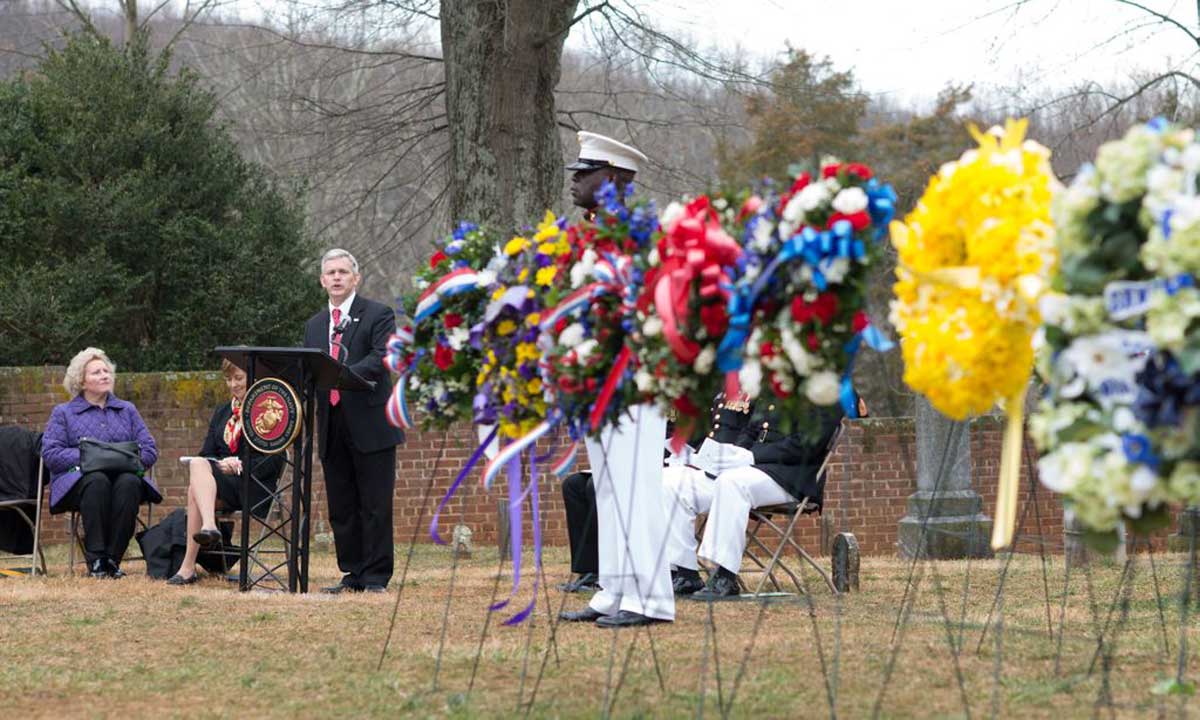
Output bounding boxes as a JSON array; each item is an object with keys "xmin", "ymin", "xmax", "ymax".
[
  {"xmin": 330, "ymin": 314, "xmax": 375, "ymax": 390},
  {"xmin": 331, "ymin": 316, "xmax": 351, "ymax": 360}
]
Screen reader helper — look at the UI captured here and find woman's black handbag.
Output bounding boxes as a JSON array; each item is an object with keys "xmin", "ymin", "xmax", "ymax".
[{"xmin": 79, "ymin": 438, "xmax": 143, "ymax": 475}]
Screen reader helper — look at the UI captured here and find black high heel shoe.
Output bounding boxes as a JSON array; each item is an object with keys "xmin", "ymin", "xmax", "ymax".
[
  {"xmin": 192, "ymin": 527, "xmax": 222, "ymax": 547},
  {"xmin": 167, "ymin": 572, "xmax": 199, "ymax": 586}
]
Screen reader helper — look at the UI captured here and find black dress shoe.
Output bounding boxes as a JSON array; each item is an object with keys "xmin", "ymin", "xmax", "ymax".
[
  {"xmin": 559, "ymin": 606, "xmax": 605, "ymax": 622},
  {"xmin": 104, "ymin": 558, "xmax": 126, "ymax": 579},
  {"xmin": 558, "ymin": 572, "xmax": 600, "ymax": 593},
  {"xmin": 320, "ymin": 582, "xmax": 363, "ymax": 594},
  {"xmin": 689, "ymin": 570, "xmax": 741, "ymax": 601},
  {"xmin": 671, "ymin": 571, "xmax": 705, "ymax": 596},
  {"xmin": 193, "ymin": 527, "xmax": 222, "ymax": 547},
  {"xmin": 88, "ymin": 558, "xmax": 110, "ymax": 579},
  {"xmin": 167, "ymin": 573, "xmax": 199, "ymax": 586},
  {"xmin": 595, "ymin": 610, "xmax": 669, "ymax": 628},
  {"xmin": 363, "ymin": 584, "xmax": 387, "ymax": 593}
]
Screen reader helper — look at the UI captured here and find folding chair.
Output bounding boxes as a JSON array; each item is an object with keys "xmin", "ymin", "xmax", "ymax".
[
  {"xmin": 212, "ymin": 493, "xmax": 283, "ymax": 583},
  {"xmin": 738, "ymin": 423, "xmax": 843, "ymax": 597},
  {"xmin": 0, "ymin": 428, "xmax": 48, "ymax": 578},
  {"xmin": 67, "ymin": 498, "xmax": 155, "ymax": 575},
  {"xmin": 200, "ymin": 452, "xmax": 290, "ymax": 587}
]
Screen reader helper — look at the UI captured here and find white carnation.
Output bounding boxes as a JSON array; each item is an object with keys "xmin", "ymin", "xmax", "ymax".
[
  {"xmin": 693, "ymin": 346, "xmax": 716, "ymax": 375},
  {"xmin": 642, "ymin": 316, "xmax": 663, "ymax": 337},
  {"xmin": 819, "ymin": 256, "xmax": 851, "ymax": 284},
  {"xmin": 739, "ymin": 360, "xmax": 762, "ymax": 399},
  {"xmin": 780, "ymin": 325, "xmax": 816, "ymax": 375},
  {"xmin": 782, "ymin": 195, "xmax": 806, "ymax": 223},
  {"xmin": 635, "ymin": 368, "xmax": 654, "ymax": 393},
  {"xmin": 804, "ymin": 371, "xmax": 840, "ymax": 405},
  {"xmin": 558, "ymin": 323, "xmax": 585, "ymax": 348},
  {"xmin": 796, "ymin": 182, "xmax": 831, "ymax": 212},
  {"xmin": 576, "ymin": 339, "xmax": 598, "ymax": 361},
  {"xmin": 570, "ymin": 248, "xmax": 598, "ymax": 288},
  {"xmin": 831, "ymin": 187, "xmax": 868, "ymax": 215},
  {"xmin": 1037, "ymin": 292, "xmax": 1069, "ymax": 326},
  {"xmin": 751, "ymin": 219, "xmax": 774, "ymax": 252},
  {"xmin": 447, "ymin": 326, "xmax": 470, "ymax": 351},
  {"xmin": 661, "ymin": 201, "xmax": 685, "ymax": 229},
  {"xmin": 1037, "ymin": 443, "xmax": 1092, "ymax": 494},
  {"xmin": 569, "ymin": 263, "xmax": 587, "ymax": 288}
]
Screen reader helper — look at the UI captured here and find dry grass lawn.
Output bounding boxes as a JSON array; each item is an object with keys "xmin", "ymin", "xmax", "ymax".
[{"xmin": 0, "ymin": 543, "xmax": 1197, "ymax": 718}]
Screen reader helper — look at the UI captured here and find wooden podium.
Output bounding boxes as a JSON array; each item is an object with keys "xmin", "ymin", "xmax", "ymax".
[{"xmin": 214, "ymin": 346, "xmax": 374, "ymax": 592}]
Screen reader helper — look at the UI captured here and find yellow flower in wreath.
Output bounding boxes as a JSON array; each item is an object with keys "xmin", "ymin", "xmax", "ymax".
[
  {"xmin": 505, "ymin": 236, "xmax": 531, "ymax": 256},
  {"xmin": 536, "ymin": 266, "xmax": 558, "ymax": 286}
]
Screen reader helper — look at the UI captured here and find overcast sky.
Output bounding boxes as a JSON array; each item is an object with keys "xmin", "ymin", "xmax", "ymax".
[
  {"xmin": 639, "ymin": 0, "xmax": 1199, "ymax": 105},
  {"xmin": 222, "ymin": 0, "xmax": 1197, "ymax": 105}
]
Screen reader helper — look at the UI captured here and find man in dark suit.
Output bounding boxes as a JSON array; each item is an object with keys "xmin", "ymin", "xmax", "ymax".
[{"xmin": 304, "ymin": 248, "xmax": 405, "ymax": 594}]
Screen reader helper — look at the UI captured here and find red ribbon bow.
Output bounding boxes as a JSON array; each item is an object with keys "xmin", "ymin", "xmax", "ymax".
[{"xmin": 652, "ymin": 196, "xmax": 742, "ymax": 365}]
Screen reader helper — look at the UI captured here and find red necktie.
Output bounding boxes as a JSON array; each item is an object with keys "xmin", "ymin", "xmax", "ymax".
[{"xmin": 330, "ymin": 308, "xmax": 342, "ymax": 406}]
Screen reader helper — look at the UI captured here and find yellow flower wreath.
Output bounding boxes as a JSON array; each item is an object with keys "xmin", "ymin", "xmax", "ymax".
[
  {"xmin": 890, "ymin": 118, "xmax": 1057, "ymax": 420},
  {"xmin": 889, "ymin": 118, "xmax": 1059, "ymax": 549}
]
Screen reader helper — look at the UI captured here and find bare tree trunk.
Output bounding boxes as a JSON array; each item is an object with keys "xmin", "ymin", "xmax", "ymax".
[
  {"xmin": 122, "ymin": 0, "xmax": 137, "ymax": 46},
  {"xmin": 441, "ymin": 0, "xmax": 578, "ymax": 558},
  {"xmin": 440, "ymin": 0, "xmax": 579, "ymax": 232}
]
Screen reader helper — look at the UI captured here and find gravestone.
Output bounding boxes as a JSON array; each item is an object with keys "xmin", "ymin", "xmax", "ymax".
[
  {"xmin": 452, "ymin": 523, "xmax": 473, "ymax": 559},
  {"xmin": 897, "ymin": 397, "xmax": 992, "ymax": 559},
  {"xmin": 832, "ymin": 532, "xmax": 860, "ymax": 592}
]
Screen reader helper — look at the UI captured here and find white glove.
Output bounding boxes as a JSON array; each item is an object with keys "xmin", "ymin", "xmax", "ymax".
[
  {"xmin": 708, "ymin": 444, "xmax": 755, "ymax": 473},
  {"xmin": 664, "ymin": 440, "xmax": 694, "ymax": 466},
  {"xmin": 694, "ymin": 439, "xmax": 754, "ymax": 474}
]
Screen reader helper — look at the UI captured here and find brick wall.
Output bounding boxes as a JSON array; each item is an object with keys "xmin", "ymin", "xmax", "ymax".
[{"xmin": 0, "ymin": 366, "xmax": 1179, "ymax": 556}]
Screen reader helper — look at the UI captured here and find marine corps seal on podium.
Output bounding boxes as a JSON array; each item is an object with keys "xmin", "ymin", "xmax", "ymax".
[{"xmin": 241, "ymin": 377, "xmax": 301, "ymax": 454}]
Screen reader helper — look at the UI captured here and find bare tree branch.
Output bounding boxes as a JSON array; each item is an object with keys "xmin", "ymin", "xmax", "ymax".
[
  {"xmin": 1112, "ymin": 0, "xmax": 1200, "ymax": 46},
  {"xmin": 533, "ymin": 0, "xmax": 608, "ymax": 48}
]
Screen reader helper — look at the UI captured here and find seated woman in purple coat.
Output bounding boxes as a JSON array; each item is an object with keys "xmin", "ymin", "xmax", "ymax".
[{"xmin": 42, "ymin": 347, "xmax": 160, "ymax": 578}]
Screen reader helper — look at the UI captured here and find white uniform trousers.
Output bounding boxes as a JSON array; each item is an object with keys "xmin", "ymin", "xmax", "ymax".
[
  {"xmin": 662, "ymin": 464, "xmax": 795, "ymax": 575},
  {"xmin": 661, "ymin": 465, "xmax": 712, "ymax": 572},
  {"xmin": 584, "ymin": 403, "xmax": 674, "ymax": 621}
]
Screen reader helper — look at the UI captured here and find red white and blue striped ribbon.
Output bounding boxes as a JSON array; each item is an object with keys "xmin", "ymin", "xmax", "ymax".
[
  {"xmin": 481, "ymin": 418, "xmax": 554, "ymax": 489},
  {"xmin": 549, "ymin": 440, "xmax": 579, "ymax": 476},
  {"xmin": 385, "ymin": 375, "xmax": 413, "ymax": 429},
  {"xmin": 539, "ymin": 282, "xmax": 604, "ymax": 331},
  {"xmin": 383, "ymin": 330, "xmax": 417, "ymax": 430},
  {"xmin": 414, "ymin": 267, "xmax": 480, "ymax": 323}
]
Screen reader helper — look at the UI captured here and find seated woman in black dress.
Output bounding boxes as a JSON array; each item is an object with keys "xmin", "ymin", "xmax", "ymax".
[{"xmin": 168, "ymin": 359, "xmax": 284, "ymax": 585}]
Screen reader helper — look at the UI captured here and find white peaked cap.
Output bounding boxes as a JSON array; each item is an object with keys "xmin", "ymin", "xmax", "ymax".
[{"xmin": 567, "ymin": 131, "xmax": 647, "ymax": 174}]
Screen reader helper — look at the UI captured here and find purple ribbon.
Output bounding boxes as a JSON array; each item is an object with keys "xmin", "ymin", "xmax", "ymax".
[
  {"xmin": 503, "ymin": 452, "xmax": 541, "ymax": 626},
  {"xmin": 490, "ymin": 455, "xmax": 524, "ymax": 613},
  {"xmin": 430, "ymin": 426, "xmax": 499, "ymax": 545}
]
